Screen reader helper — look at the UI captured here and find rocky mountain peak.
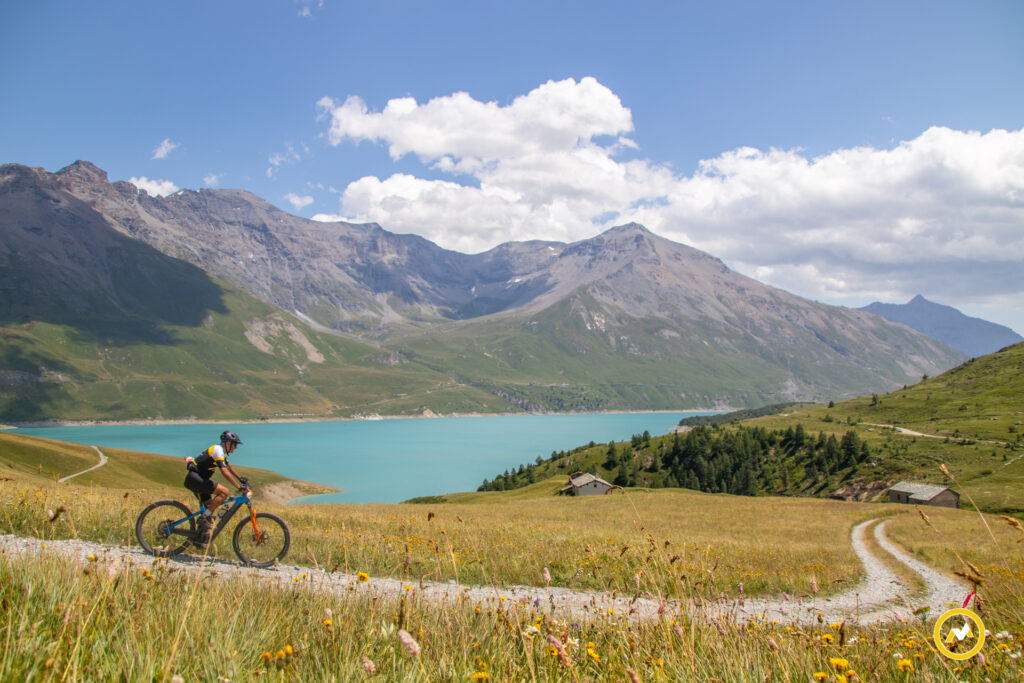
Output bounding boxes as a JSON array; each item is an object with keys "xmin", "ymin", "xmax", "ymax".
[
  {"xmin": 603, "ymin": 222, "xmax": 650, "ymax": 235},
  {"xmin": 0, "ymin": 160, "xmax": 972, "ymax": 410},
  {"xmin": 56, "ymin": 160, "xmax": 109, "ymax": 185},
  {"xmin": 861, "ymin": 295, "xmax": 1022, "ymax": 357}
]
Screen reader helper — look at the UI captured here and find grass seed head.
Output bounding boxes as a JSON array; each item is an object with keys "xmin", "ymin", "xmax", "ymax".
[{"xmin": 398, "ymin": 628, "xmax": 420, "ymax": 657}]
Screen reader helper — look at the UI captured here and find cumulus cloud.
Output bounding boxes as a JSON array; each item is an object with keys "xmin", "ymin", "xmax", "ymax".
[
  {"xmin": 151, "ymin": 138, "xmax": 179, "ymax": 160},
  {"xmin": 129, "ymin": 176, "xmax": 179, "ymax": 197},
  {"xmin": 284, "ymin": 193, "xmax": 314, "ymax": 210},
  {"xmin": 203, "ymin": 173, "xmax": 224, "ymax": 187},
  {"xmin": 316, "ymin": 78, "xmax": 1024, "ymax": 311}
]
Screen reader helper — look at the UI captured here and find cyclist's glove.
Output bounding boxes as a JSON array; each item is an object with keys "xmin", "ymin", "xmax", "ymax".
[{"xmin": 238, "ymin": 476, "xmax": 250, "ymax": 490}]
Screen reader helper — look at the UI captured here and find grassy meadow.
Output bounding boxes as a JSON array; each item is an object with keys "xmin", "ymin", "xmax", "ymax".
[
  {"xmin": 1, "ymin": 430, "xmax": 1023, "ymax": 680},
  {"xmin": 480, "ymin": 344, "xmax": 1024, "ymax": 519}
]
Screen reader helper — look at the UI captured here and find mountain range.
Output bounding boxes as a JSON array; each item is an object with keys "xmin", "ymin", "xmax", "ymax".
[
  {"xmin": 860, "ymin": 295, "xmax": 1023, "ymax": 358},
  {"xmin": 0, "ymin": 161, "xmax": 967, "ymax": 421}
]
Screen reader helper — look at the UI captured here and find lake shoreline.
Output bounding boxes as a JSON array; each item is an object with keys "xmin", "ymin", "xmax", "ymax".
[
  {"xmin": 2, "ymin": 408, "xmax": 728, "ymax": 430},
  {"xmin": 10, "ymin": 412, "xmax": 722, "ymax": 504}
]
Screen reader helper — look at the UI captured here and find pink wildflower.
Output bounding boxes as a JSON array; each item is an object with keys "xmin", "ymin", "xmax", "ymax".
[
  {"xmin": 547, "ymin": 635, "xmax": 570, "ymax": 667},
  {"xmin": 398, "ymin": 629, "xmax": 420, "ymax": 657},
  {"xmin": 543, "ymin": 567, "xmax": 551, "ymax": 585},
  {"xmin": 362, "ymin": 656, "xmax": 376, "ymax": 673}
]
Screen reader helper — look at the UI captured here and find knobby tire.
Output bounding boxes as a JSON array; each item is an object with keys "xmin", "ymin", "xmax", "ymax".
[
  {"xmin": 232, "ymin": 511, "xmax": 290, "ymax": 568},
  {"xmin": 135, "ymin": 499, "xmax": 195, "ymax": 558}
]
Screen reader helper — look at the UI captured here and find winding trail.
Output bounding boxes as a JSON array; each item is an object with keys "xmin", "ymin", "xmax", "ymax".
[
  {"xmin": 0, "ymin": 517, "xmax": 965, "ymax": 626},
  {"xmin": 57, "ymin": 446, "xmax": 108, "ymax": 483}
]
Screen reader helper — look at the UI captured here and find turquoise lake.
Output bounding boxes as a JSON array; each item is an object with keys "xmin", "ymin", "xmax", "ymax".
[{"xmin": 16, "ymin": 412, "xmax": 714, "ymax": 504}]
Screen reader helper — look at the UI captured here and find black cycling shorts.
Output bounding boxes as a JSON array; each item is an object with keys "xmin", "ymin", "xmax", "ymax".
[{"xmin": 184, "ymin": 471, "xmax": 217, "ymax": 503}]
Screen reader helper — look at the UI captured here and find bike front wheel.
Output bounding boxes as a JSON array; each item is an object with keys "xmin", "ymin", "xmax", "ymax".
[
  {"xmin": 136, "ymin": 500, "xmax": 195, "ymax": 557},
  {"xmin": 232, "ymin": 512, "xmax": 290, "ymax": 568}
]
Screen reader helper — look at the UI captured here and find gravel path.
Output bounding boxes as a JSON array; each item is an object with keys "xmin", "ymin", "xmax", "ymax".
[
  {"xmin": 57, "ymin": 446, "xmax": 108, "ymax": 483},
  {"xmin": 0, "ymin": 517, "xmax": 966, "ymax": 626}
]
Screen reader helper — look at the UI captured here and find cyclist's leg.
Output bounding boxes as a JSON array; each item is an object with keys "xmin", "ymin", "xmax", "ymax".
[
  {"xmin": 184, "ymin": 472, "xmax": 216, "ymax": 508},
  {"xmin": 206, "ymin": 483, "xmax": 230, "ymax": 514},
  {"xmin": 185, "ymin": 472, "xmax": 218, "ymax": 543}
]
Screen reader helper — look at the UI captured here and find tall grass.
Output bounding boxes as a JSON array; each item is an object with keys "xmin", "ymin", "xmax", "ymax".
[
  {"xmin": 1, "ymin": 471, "xmax": 1022, "ymax": 680},
  {"xmin": 2, "ymin": 477, "xmax": 879, "ymax": 599},
  {"xmin": 3, "ymin": 536, "xmax": 1021, "ymax": 681}
]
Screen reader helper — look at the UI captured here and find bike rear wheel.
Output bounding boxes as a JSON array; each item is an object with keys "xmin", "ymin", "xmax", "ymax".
[
  {"xmin": 232, "ymin": 512, "xmax": 290, "ymax": 568},
  {"xmin": 136, "ymin": 500, "xmax": 195, "ymax": 557}
]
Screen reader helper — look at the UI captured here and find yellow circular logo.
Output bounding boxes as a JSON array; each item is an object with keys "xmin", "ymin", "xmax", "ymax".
[{"xmin": 933, "ymin": 608, "xmax": 986, "ymax": 660}]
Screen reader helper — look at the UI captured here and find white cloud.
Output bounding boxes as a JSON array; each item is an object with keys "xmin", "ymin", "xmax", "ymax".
[
  {"xmin": 151, "ymin": 138, "xmax": 179, "ymax": 160},
  {"xmin": 296, "ymin": 0, "xmax": 323, "ymax": 17},
  {"xmin": 284, "ymin": 193, "xmax": 314, "ymax": 210},
  {"xmin": 317, "ymin": 78, "xmax": 1024, "ymax": 310},
  {"xmin": 129, "ymin": 176, "xmax": 179, "ymax": 197},
  {"xmin": 203, "ymin": 173, "xmax": 224, "ymax": 187},
  {"xmin": 267, "ymin": 143, "xmax": 303, "ymax": 178}
]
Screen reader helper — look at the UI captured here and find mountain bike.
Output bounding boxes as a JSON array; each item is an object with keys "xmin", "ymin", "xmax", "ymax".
[{"xmin": 135, "ymin": 479, "xmax": 290, "ymax": 568}]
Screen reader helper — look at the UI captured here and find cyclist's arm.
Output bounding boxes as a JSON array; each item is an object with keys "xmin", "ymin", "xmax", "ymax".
[{"xmin": 222, "ymin": 461, "xmax": 245, "ymax": 490}]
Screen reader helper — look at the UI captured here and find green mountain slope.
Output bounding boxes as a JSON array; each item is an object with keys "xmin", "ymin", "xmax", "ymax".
[
  {"xmin": 0, "ymin": 164, "xmax": 513, "ymax": 421},
  {"xmin": 1, "ymin": 162, "xmax": 968, "ymax": 419},
  {"xmin": 480, "ymin": 343, "xmax": 1024, "ymax": 514},
  {"xmin": 393, "ymin": 276, "xmax": 965, "ymax": 411},
  {"xmin": 0, "ymin": 284, "xmax": 513, "ymax": 422},
  {"xmin": 0, "ymin": 430, "xmax": 332, "ymax": 498}
]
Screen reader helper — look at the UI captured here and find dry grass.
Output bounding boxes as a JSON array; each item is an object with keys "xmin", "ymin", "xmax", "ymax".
[{"xmin": 2, "ymin": 468, "xmax": 1023, "ymax": 680}]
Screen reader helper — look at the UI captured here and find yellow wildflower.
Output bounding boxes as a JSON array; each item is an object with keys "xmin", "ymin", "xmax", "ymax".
[
  {"xmin": 813, "ymin": 673, "xmax": 827, "ymax": 681},
  {"xmin": 829, "ymin": 657, "xmax": 849, "ymax": 670},
  {"xmin": 357, "ymin": 571, "xmax": 370, "ymax": 582},
  {"xmin": 896, "ymin": 659, "xmax": 913, "ymax": 672}
]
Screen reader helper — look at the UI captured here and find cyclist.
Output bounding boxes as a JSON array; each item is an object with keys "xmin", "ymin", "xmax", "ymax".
[{"xmin": 184, "ymin": 430, "xmax": 247, "ymax": 543}]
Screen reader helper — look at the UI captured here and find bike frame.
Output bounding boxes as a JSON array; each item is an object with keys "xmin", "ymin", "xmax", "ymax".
[{"xmin": 164, "ymin": 489, "xmax": 261, "ymax": 542}]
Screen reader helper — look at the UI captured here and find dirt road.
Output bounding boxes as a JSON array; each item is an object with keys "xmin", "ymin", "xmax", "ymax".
[
  {"xmin": 57, "ymin": 446, "xmax": 108, "ymax": 483},
  {"xmin": 0, "ymin": 516, "xmax": 965, "ymax": 626}
]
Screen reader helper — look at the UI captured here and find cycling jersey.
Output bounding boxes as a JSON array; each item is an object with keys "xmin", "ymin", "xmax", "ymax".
[{"xmin": 191, "ymin": 444, "xmax": 229, "ymax": 479}]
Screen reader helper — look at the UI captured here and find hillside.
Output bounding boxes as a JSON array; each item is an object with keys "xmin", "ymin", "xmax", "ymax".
[
  {"xmin": 384, "ymin": 225, "xmax": 966, "ymax": 408},
  {"xmin": 481, "ymin": 343, "xmax": 1024, "ymax": 514},
  {"xmin": 0, "ymin": 430, "xmax": 332, "ymax": 501},
  {"xmin": 861, "ymin": 294, "xmax": 1023, "ymax": 357},
  {"xmin": 0, "ymin": 163, "xmax": 515, "ymax": 421},
  {"xmin": 2, "ymin": 161, "xmax": 967, "ymax": 417}
]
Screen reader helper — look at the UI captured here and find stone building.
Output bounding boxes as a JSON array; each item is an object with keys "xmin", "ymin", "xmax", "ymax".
[
  {"xmin": 886, "ymin": 481, "xmax": 960, "ymax": 508},
  {"xmin": 559, "ymin": 472, "xmax": 614, "ymax": 496}
]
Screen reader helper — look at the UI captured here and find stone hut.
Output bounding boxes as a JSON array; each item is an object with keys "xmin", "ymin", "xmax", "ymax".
[
  {"xmin": 559, "ymin": 472, "xmax": 613, "ymax": 497},
  {"xmin": 886, "ymin": 481, "xmax": 960, "ymax": 509}
]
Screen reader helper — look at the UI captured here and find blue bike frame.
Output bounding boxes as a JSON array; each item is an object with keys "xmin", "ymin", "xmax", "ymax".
[{"xmin": 165, "ymin": 489, "xmax": 256, "ymax": 541}]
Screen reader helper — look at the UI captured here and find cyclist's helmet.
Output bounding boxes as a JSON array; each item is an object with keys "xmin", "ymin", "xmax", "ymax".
[{"xmin": 220, "ymin": 430, "xmax": 243, "ymax": 446}]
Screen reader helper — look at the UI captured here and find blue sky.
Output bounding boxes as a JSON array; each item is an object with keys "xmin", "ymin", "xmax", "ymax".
[{"xmin": 3, "ymin": 1, "xmax": 1023, "ymax": 333}]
